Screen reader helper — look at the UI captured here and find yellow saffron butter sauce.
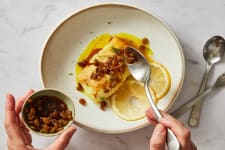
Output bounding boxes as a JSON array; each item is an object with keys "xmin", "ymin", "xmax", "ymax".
[
  {"xmin": 74, "ymin": 33, "xmax": 171, "ymax": 121},
  {"xmin": 75, "ymin": 33, "xmax": 153, "ymax": 78}
]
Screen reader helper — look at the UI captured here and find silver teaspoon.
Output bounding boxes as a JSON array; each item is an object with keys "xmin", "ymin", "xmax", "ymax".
[
  {"xmin": 188, "ymin": 36, "xmax": 225, "ymax": 127},
  {"xmin": 125, "ymin": 47, "xmax": 180, "ymax": 150},
  {"xmin": 172, "ymin": 72, "xmax": 225, "ymax": 118}
]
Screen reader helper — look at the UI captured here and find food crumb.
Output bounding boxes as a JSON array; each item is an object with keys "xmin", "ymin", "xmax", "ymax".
[
  {"xmin": 68, "ymin": 73, "xmax": 73, "ymax": 76},
  {"xmin": 76, "ymin": 83, "xmax": 84, "ymax": 91},
  {"xmin": 100, "ymin": 101, "xmax": 107, "ymax": 111},
  {"xmin": 139, "ymin": 44, "xmax": 146, "ymax": 51},
  {"xmin": 79, "ymin": 98, "xmax": 87, "ymax": 106},
  {"xmin": 142, "ymin": 37, "xmax": 149, "ymax": 45}
]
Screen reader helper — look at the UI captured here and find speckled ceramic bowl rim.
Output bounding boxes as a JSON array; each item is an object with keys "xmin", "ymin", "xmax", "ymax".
[{"xmin": 39, "ymin": 2, "xmax": 185, "ymax": 134}]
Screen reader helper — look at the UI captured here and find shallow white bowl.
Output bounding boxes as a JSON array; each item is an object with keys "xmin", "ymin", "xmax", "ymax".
[{"xmin": 40, "ymin": 3, "xmax": 185, "ymax": 133}]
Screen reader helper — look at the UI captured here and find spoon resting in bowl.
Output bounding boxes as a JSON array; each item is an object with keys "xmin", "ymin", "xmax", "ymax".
[{"xmin": 125, "ymin": 47, "xmax": 180, "ymax": 150}]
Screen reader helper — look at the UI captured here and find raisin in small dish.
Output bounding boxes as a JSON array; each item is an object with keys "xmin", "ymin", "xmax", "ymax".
[{"xmin": 21, "ymin": 88, "xmax": 75, "ymax": 136}]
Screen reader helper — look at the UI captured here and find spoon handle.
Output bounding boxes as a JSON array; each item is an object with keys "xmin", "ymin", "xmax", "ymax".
[
  {"xmin": 188, "ymin": 63, "xmax": 213, "ymax": 127},
  {"xmin": 144, "ymin": 82, "xmax": 180, "ymax": 150},
  {"xmin": 171, "ymin": 87, "xmax": 213, "ymax": 118},
  {"xmin": 144, "ymin": 82, "xmax": 162, "ymax": 119},
  {"xmin": 167, "ymin": 128, "xmax": 180, "ymax": 150}
]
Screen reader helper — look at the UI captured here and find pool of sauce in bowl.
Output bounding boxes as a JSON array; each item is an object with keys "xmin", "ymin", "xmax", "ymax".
[{"xmin": 75, "ymin": 33, "xmax": 153, "ymax": 109}]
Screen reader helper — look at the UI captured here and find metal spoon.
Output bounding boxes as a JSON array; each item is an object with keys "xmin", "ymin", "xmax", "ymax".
[
  {"xmin": 172, "ymin": 72, "xmax": 225, "ymax": 118},
  {"xmin": 189, "ymin": 36, "xmax": 225, "ymax": 127},
  {"xmin": 125, "ymin": 47, "xmax": 180, "ymax": 150}
]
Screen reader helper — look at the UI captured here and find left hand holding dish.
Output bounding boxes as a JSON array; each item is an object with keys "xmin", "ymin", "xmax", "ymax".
[{"xmin": 4, "ymin": 89, "xmax": 76, "ymax": 150}]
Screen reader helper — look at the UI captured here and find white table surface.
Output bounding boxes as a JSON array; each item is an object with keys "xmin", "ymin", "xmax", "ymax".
[{"xmin": 1, "ymin": 0, "xmax": 225, "ymax": 149}]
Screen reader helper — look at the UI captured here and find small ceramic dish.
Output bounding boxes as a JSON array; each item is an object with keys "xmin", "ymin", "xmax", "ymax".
[{"xmin": 21, "ymin": 88, "xmax": 75, "ymax": 136}]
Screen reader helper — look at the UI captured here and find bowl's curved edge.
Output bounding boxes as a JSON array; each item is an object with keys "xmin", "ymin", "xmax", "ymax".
[{"xmin": 39, "ymin": 2, "xmax": 185, "ymax": 134}]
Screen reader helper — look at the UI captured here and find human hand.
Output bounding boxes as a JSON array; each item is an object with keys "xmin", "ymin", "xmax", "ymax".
[
  {"xmin": 4, "ymin": 89, "xmax": 76, "ymax": 150},
  {"xmin": 146, "ymin": 109, "xmax": 197, "ymax": 150}
]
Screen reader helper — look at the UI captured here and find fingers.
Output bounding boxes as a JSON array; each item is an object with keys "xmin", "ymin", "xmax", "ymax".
[
  {"xmin": 15, "ymin": 89, "xmax": 34, "ymax": 115},
  {"xmin": 145, "ymin": 108, "xmax": 158, "ymax": 125},
  {"xmin": 5, "ymin": 91, "xmax": 34, "ymax": 145},
  {"xmin": 146, "ymin": 109, "xmax": 196, "ymax": 150},
  {"xmin": 47, "ymin": 126, "xmax": 76, "ymax": 150},
  {"xmin": 5, "ymin": 94, "xmax": 17, "ymax": 126},
  {"xmin": 159, "ymin": 113, "xmax": 192, "ymax": 149},
  {"xmin": 4, "ymin": 94, "xmax": 24, "ymax": 142},
  {"xmin": 150, "ymin": 124, "xmax": 166, "ymax": 150}
]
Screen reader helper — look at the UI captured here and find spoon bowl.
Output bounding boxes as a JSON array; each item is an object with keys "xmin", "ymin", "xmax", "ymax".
[
  {"xmin": 203, "ymin": 36, "xmax": 225, "ymax": 65},
  {"xmin": 125, "ymin": 47, "xmax": 180, "ymax": 150},
  {"xmin": 125, "ymin": 47, "xmax": 150, "ymax": 82}
]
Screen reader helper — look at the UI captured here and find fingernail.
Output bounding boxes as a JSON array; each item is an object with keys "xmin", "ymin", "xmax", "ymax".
[
  {"xmin": 6, "ymin": 94, "xmax": 10, "ymax": 108},
  {"xmin": 28, "ymin": 89, "xmax": 34, "ymax": 94},
  {"xmin": 70, "ymin": 126, "xmax": 77, "ymax": 133},
  {"xmin": 158, "ymin": 117, "xmax": 166, "ymax": 122},
  {"xmin": 159, "ymin": 117, "xmax": 168, "ymax": 122},
  {"xmin": 158, "ymin": 117, "xmax": 171, "ymax": 127},
  {"xmin": 6, "ymin": 94, "xmax": 14, "ymax": 110}
]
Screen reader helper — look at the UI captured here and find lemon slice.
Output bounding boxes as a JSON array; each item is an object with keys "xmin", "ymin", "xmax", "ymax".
[
  {"xmin": 128, "ymin": 61, "xmax": 171, "ymax": 100},
  {"xmin": 111, "ymin": 80, "xmax": 156, "ymax": 121},
  {"xmin": 127, "ymin": 79, "xmax": 155, "ymax": 101},
  {"xmin": 149, "ymin": 61, "xmax": 171, "ymax": 99},
  {"xmin": 111, "ymin": 61, "xmax": 171, "ymax": 121}
]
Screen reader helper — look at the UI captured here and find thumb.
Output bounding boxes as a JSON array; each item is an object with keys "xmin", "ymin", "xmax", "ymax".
[
  {"xmin": 47, "ymin": 126, "xmax": 76, "ymax": 150},
  {"xmin": 150, "ymin": 124, "xmax": 166, "ymax": 150}
]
